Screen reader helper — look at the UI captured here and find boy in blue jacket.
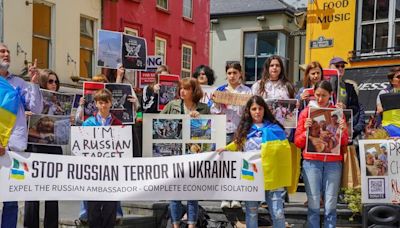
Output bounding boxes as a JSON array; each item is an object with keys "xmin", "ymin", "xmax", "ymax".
[{"xmin": 83, "ymin": 89, "xmax": 121, "ymax": 228}]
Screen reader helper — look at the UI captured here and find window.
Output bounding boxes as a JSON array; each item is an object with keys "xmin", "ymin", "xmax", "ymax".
[
  {"xmin": 32, "ymin": 2, "xmax": 52, "ymax": 69},
  {"xmin": 124, "ymin": 27, "xmax": 138, "ymax": 36},
  {"xmin": 356, "ymin": 0, "xmax": 400, "ymax": 55},
  {"xmin": 80, "ymin": 17, "xmax": 95, "ymax": 78},
  {"xmin": 157, "ymin": 0, "xmax": 168, "ymax": 10},
  {"xmin": 181, "ymin": 44, "xmax": 192, "ymax": 78},
  {"xmin": 243, "ymin": 31, "xmax": 287, "ymax": 83},
  {"xmin": 155, "ymin": 37, "xmax": 167, "ymax": 64},
  {"xmin": 183, "ymin": 0, "xmax": 193, "ymax": 19}
]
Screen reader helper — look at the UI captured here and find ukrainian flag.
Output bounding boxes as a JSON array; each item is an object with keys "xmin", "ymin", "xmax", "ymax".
[
  {"xmin": 241, "ymin": 159, "xmax": 258, "ymax": 181},
  {"xmin": 0, "ymin": 76, "xmax": 19, "ymax": 147},
  {"xmin": 10, "ymin": 158, "xmax": 28, "ymax": 180},
  {"xmin": 380, "ymin": 93, "xmax": 400, "ymax": 137}
]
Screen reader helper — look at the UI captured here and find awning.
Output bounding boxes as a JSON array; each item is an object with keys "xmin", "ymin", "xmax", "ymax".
[{"xmin": 343, "ymin": 66, "xmax": 396, "ymax": 113}]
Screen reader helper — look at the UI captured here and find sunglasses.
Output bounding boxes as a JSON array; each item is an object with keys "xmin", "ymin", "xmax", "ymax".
[
  {"xmin": 335, "ymin": 64, "xmax": 345, "ymax": 69},
  {"xmin": 48, "ymin": 79, "xmax": 59, "ymax": 84}
]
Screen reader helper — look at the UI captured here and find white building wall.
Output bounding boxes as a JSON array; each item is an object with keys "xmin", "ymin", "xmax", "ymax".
[{"xmin": 3, "ymin": 0, "xmax": 101, "ymax": 86}]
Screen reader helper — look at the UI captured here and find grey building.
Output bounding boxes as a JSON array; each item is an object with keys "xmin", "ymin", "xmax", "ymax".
[{"xmin": 210, "ymin": 0, "xmax": 306, "ymax": 86}]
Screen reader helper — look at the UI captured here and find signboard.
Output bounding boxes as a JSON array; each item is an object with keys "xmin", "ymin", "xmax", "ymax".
[
  {"xmin": 310, "ymin": 36, "xmax": 333, "ymax": 48},
  {"xmin": 146, "ymin": 55, "xmax": 163, "ymax": 70}
]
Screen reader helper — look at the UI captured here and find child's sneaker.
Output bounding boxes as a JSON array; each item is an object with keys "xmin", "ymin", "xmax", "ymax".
[{"xmin": 220, "ymin": 200, "xmax": 231, "ymax": 208}]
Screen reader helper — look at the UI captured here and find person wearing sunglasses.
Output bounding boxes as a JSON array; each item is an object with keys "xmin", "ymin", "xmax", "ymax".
[
  {"xmin": 329, "ymin": 57, "xmax": 365, "ymax": 141},
  {"xmin": 25, "ymin": 69, "xmax": 62, "ymax": 228}
]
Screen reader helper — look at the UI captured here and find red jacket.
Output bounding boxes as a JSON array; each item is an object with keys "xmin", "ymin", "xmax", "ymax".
[{"xmin": 294, "ymin": 105, "xmax": 348, "ymax": 162}]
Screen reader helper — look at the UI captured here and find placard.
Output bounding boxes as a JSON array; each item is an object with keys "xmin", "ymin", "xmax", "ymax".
[
  {"xmin": 158, "ymin": 74, "xmax": 180, "ymax": 111},
  {"xmin": 83, "ymin": 82, "xmax": 134, "ymax": 124},
  {"xmin": 70, "ymin": 126, "xmax": 133, "ymax": 158},
  {"xmin": 265, "ymin": 99, "xmax": 298, "ymax": 128},
  {"xmin": 28, "ymin": 114, "xmax": 70, "ymax": 146},
  {"xmin": 305, "ymin": 107, "xmax": 343, "ymax": 155},
  {"xmin": 143, "ymin": 114, "xmax": 226, "ymax": 157},
  {"xmin": 212, "ymin": 91, "xmax": 252, "ymax": 106},
  {"xmin": 359, "ymin": 140, "xmax": 400, "ymax": 203},
  {"xmin": 41, "ymin": 89, "xmax": 75, "ymax": 116}
]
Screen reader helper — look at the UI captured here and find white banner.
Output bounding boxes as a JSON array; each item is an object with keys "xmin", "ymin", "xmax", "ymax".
[
  {"xmin": 0, "ymin": 151, "xmax": 264, "ymax": 202},
  {"xmin": 71, "ymin": 126, "xmax": 133, "ymax": 158},
  {"xmin": 359, "ymin": 139, "xmax": 400, "ymax": 203}
]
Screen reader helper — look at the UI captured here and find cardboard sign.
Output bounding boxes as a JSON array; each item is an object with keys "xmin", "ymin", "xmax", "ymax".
[{"xmin": 212, "ymin": 91, "xmax": 252, "ymax": 106}]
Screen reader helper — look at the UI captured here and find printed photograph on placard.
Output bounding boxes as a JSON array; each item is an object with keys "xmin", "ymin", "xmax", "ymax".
[
  {"xmin": 265, "ymin": 99, "xmax": 298, "ymax": 128},
  {"xmin": 105, "ymin": 83, "xmax": 134, "ymax": 123},
  {"xmin": 152, "ymin": 143, "xmax": 182, "ymax": 157},
  {"xmin": 73, "ymin": 94, "xmax": 83, "ymax": 109},
  {"xmin": 83, "ymin": 82, "xmax": 105, "ymax": 120},
  {"xmin": 28, "ymin": 114, "xmax": 70, "ymax": 145},
  {"xmin": 41, "ymin": 89, "xmax": 75, "ymax": 116},
  {"xmin": 306, "ymin": 108, "xmax": 343, "ymax": 155},
  {"xmin": 97, "ymin": 30, "xmax": 122, "ymax": 69},
  {"xmin": 363, "ymin": 142, "xmax": 388, "ymax": 176},
  {"xmin": 185, "ymin": 143, "xmax": 216, "ymax": 154},
  {"xmin": 190, "ymin": 119, "xmax": 212, "ymax": 140},
  {"xmin": 152, "ymin": 119, "xmax": 183, "ymax": 139},
  {"xmin": 158, "ymin": 74, "xmax": 180, "ymax": 111},
  {"xmin": 343, "ymin": 109, "xmax": 353, "ymax": 140},
  {"xmin": 122, "ymin": 34, "xmax": 147, "ymax": 70}
]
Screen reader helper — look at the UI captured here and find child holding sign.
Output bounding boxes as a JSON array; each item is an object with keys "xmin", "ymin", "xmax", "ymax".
[{"xmin": 82, "ymin": 89, "xmax": 122, "ymax": 227}]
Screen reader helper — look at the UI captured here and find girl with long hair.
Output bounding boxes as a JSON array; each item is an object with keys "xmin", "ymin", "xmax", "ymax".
[
  {"xmin": 296, "ymin": 61, "xmax": 323, "ymax": 111},
  {"xmin": 217, "ymin": 95, "xmax": 292, "ymax": 228}
]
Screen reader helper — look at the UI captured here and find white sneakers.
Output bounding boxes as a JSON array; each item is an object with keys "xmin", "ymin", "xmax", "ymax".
[{"xmin": 220, "ymin": 200, "xmax": 241, "ymax": 208}]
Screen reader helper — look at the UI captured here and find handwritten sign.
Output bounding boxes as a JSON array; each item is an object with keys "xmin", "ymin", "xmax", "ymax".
[{"xmin": 213, "ymin": 91, "xmax": 252, "ymax": 106}]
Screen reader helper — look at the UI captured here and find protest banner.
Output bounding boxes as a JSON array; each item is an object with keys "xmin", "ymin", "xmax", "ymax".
[
  {"xmin": 158, "ymin": 74, "xmax": 180, "ymax": 111},
  {"xmin": 71, "ymin": 126, "xmax": 133, "ymax": 158},
  {"xmin": 0, "ymin": 151, "xmax": 264, "ymax": 202},
  {"xmin": 83, "ymin": 82, "xmax": 134, "ymax": 124},
  {"xmin": 97, "ymin": 29, "xmax": 147, "ymax": 70},
  {"xmin": 139, "ymin": 71, "xmax": 156, "ymax": 88},
  {"xmin": 212, "ymin": 91, "xmax": 252, "ymax": 106},
  {"xmin": 359, "ymin": 139, "xmax": 400, "ymax": 203},
  {"xmin": 28, "ymin": 114, "xmax": 70, "ymax": 146},
  {"xmin": 265, "ymin": 99, "xmax": 298, "ymax": 128},
  {"xmin": 143, "ymin": 114, "xmax": 226, "ymax": 157},
  {"xmin": 41, "ymin": 89, "xmax": 75, "ymax": 116},
  {"xmin": 306, "ymin": 107, "xmax": 343, "ymax": 155}
]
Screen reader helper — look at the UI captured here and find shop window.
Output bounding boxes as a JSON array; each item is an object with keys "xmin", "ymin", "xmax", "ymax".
[
  {"xmin": 183, "ymin": 0, "xmax": 193, "ymax": 19},
  {"xmin": 32, "ymin": 2, "xmax": 52, "ymax": 69},
  {"xmin": 356, "ymin": 0, "xmax": 400, "ymax": 54},
  {"xmin": 181, "ymin": 44, "xmax": 192, "ymax": 78},
  {"xmin": 243, "ymin": 31, "xmax": 287, "ymax": 83},
  {"xmin": 80, "ymin": 17, "xmax": 95, "ymax": 78}
]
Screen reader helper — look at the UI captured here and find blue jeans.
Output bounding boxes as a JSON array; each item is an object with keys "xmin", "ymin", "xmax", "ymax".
[
  {"xmin": 79, "ymin": 201, "xmax": 123, "ymax": 220},
  {"xmin": 244, "ymin": 190, "xmax": 285, "ymax": 228},
  {"xmin": 2, "ymin": 201, "xmax": 18, "ymax": 228},
  {"xmin": 303, "ymin": 160, "xmax": 342, "ymax": 228},
  {"xmin": 169, "ymin": 201, "xmax": 198, "ymax": 225}
]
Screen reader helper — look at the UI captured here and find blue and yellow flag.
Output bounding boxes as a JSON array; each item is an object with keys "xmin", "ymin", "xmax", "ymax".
[
  {"xmin": 0, "ymin": 76, "xmax": 19, "ymax": 147},
  {"xmin": 381, "ymin": 93, "xmax": 400, "ymax": 137},
  {"xmin": 10, "ymin": 158, "xmax": 29, "ymax": 180},
  {"xmin": 241, "ymin": 159, "xmax": 258, "ymax": 181}
]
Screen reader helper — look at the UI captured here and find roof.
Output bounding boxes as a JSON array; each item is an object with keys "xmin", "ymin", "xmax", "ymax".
[{"xmin": 210, "ymin": 0, "xmax": 296, "ymax": 17}]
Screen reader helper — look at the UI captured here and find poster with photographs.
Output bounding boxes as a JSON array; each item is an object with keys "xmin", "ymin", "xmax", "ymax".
[
  {"xmin": 343, "ymin": 109, "xmax": 353, "ymax": 140},
  {"xmin": 41, "ymin": 89, "xmax": 75, "ymax": 116},
  {"xmin": 143, "ymin": 114, "xmax": 226, "ymax": 157},
  {"xmin": 158, "ymin": 74, "xmax": 180, "ymax": 111},
  {"xmin": 97, "ymin": 29, "xmax": 147, "ymax": 70},
  {"xmin": 106, "ymin": 83, "xmax": 134, "ymax": 123},
  {"xmin": 28, "ymin": 114, "xmax": 70, "ymax": 146},
  {"xmin": 265, "ymin": 99, "xmax": 298, "ymax": 128},
  {"xmin": 305, "ymin": 108, "xmax": 343, "ymax": 155},
  {"xmin": 83, "ymin": 82, "xmax": 134, "ymax": 124},
  {"xmin": 359, "ymin": 140, "xmax": 400, "ymax": 203}
]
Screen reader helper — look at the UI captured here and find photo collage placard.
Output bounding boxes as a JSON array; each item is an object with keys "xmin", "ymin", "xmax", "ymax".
[
  {"xmin": 265, "ymin": 99, "xmax": 298, "ymax": 128},
  {"xmin": 143, "ymin": 114, "xmax": 226, "ymax": 157}
]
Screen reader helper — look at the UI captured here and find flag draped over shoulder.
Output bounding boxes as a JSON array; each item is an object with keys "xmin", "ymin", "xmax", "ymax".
[
  {"xmin": 260, "ymin": 123, "xmax": 293, "ymax": 190},
  {"xmin": 0, "ymin": 76, "xmax": 19, "ymax": 147},
  {"xmin": 380, "ymin": 93, "xmax": 400, "ymax": 137}
]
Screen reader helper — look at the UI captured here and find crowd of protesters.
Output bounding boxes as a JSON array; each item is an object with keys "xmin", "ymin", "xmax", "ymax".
[{"xmin": 1, "ymin": 40, "xmax": 399, "ymax": 228}]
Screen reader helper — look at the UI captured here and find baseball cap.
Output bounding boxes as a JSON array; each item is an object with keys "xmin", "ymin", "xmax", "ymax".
[{"xmin": 329, "ymin": 57, "xmax": 348, "ymax": 65}]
